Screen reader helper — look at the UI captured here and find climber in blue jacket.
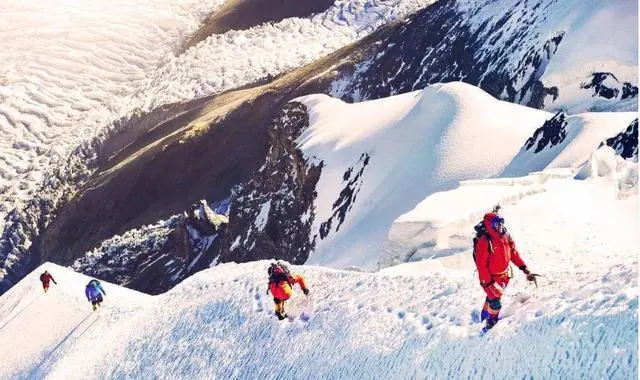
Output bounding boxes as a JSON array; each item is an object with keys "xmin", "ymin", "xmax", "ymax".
[{"xmin": 85, "ymin": 279, "xmax": 107, "ymax": 311}]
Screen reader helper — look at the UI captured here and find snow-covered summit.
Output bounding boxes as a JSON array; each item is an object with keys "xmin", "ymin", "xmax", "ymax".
[{"xmin": 290, "ymin": 82, "xmax": 633, "ymax": 269}]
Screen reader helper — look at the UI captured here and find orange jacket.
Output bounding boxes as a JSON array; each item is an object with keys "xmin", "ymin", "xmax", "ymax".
[
  {"xmin": 475, "ymin": 213, "xmax": 526, "ymax": 284},
  {"xmin": 269, "ymin": 274, "xmax": 308, "ymax": 301}
]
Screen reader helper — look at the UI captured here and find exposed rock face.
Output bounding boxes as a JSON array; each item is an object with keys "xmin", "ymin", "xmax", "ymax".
[
  {"xmin": 72, "ymin": 200, "xmax": 227, "ymax": 295},
  {"xmin": 216, "ymin": 102, "xmax": 323, "ymax": 265},
  {"xmin": 601, "ymin": 119, "xmax": 639, "ymax": 161},
  {"xmin": 330, "ymin": 0, "xmax": 564, "ymax": 109},
  {"xmin": 524, "ymin": 112, "xmax": 569, "ymax": 153},
  {"xmin": 319, "ymin": 153, "xmax": 370, "ymax": 239},
  {"xmin": 581, "ymin": 72, "xmax": 639, "ymax": 101},
  {"xmin": 622, "ymin": 83, "xmax": 639, "ymax": 100}
]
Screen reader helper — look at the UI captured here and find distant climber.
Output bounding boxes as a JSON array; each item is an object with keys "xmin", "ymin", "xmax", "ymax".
[
  {"xmin": 39, "ymin": 270, "xmax": 57, "ymax": 293},
  {"xmin": 473, "ymin": 207, "xmax": 539, "ymax": 333},
  {"xmin": 266, "ymin": 261, "xmax": 309, "ymax": 320},
  {"xmin": 85, "ymin": 279, "xmax": 107, "ymax": 311}
]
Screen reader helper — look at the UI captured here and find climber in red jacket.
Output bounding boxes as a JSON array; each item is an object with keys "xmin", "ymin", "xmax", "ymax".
[
  {"xmin": 39, "ymin": 270, "xmax": 57, "ymax": 293},
  {"xmin": 475, "ymin": 212, "xmax": 538, "ymax": 332}
]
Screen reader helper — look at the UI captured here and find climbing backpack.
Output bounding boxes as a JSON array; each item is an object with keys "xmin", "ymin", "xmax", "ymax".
[
  {"xmin": 268, "ymin": 262, "xmax": 294, "ymax": 286},
  {"xmin": 473, "ymin": 205, "xmax": 502, "ymax": 264},
  {"xmin": 472, "ymin": 220, "xmax": 493, "ymax": 264}
]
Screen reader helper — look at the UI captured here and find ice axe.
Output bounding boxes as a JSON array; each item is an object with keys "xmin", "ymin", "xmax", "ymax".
[{"xmin": 526, "ymin": 273, "xmax": 541, "ymax": 287}]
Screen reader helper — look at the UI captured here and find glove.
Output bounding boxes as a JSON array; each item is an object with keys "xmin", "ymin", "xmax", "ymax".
[
  {"xmin": 520, "ymin": 266, "xmax": 540, "ymax": 287},
  {"xmin": 481, "ymin": 280, "xmax": 503, "ymax": 298},
  {"xmin": 302, "ymin": 288, "xmax": 309, "ymax": 296},
  {"xmin": 480, "ymin": 280, "xmax": 495, "ymax": 288}
]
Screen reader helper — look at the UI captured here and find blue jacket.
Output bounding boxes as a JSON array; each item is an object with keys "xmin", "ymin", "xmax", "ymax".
[{"xmin": 85, "ymin": 280, "xmax": 106, "ymax": 301}]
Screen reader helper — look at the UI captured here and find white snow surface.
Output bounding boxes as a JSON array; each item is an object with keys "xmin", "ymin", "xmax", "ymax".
[
  {"xmin": 296, "ymin": 82, "xmax": 542, "ymax": 268},
  {"xmin": 0, "ymin": 0, "xmax": 437, "ymax": 228},
  {"xmin": 0, "ymin": 172, "xmax": 637, "ymax": 378},
  {"xmin": 502, "ymin": 112, "xmax": 638, "ymax": 178},
  {"xmin": 537, "ymin": 0, "xmax": 638, "ymax": 112},
  {"xmin": 575, "ymin": 145, "xmax": 639, "ymax": 200},
  {"xmin": 0, "ymin": 0, "xmax": 223, "ymax": 222},
  {"xmin": 294, "ymin": 82, "xmax": 636, "ymax": 270}
]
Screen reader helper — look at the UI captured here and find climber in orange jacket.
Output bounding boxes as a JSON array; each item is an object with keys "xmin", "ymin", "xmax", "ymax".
[{"xmin": 267, "ymin": 261, "xmax": 309, "ymax": 320}]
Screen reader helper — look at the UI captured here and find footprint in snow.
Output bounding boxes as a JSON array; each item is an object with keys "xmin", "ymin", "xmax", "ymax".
[{"xmin": 252, "ymin": 288, "xmax": 264, "ymax": 312}]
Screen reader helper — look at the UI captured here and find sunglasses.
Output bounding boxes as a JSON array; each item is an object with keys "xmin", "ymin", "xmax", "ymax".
[{"xmin": 491, "ymin": 216, "xmax": 505, "ymax": 230}]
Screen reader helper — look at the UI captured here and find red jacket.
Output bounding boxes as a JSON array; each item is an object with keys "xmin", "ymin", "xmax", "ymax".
[
  {"xmin": 475, "ymin": 213, "xmax": 526, "ymax": 284},
  {"xmin": 40, "ymin": 272, "xmax": 56, "ymax": 286}
]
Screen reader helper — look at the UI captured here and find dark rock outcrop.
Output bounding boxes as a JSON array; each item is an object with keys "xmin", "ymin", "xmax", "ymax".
[
  {"xmin": 73, "ymin": 200, "xmax": 227, "ymax": 294},
  {"xmin": 581, "ymin": 72, "xmax": 620, "ymax": 99},
  {"xmin": 622, "ymin": 83, "xmax": 639, "ymax": 100},
  {"xmin": 215, "ymin": 102, "xmax": 323, "ymax": 265},
  {"xmin": 581, "ymin": 72, "xmax": 638, "ymax": 101},
  {"xmin": 600, "ymin": 119, "xmax": 638, "ymax": 160},
  {"xmin": 319, "ymin": 153, "xmax": 369, "ymax": 239},
  {"xmin": 524, "ymin": 112, "xmax": 569, "ymax": 153}
]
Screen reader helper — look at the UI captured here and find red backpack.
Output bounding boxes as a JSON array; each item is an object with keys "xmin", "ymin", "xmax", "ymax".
[{"xmin": 268, "ymin": 262, "xmax": 294, "ymax": 286}]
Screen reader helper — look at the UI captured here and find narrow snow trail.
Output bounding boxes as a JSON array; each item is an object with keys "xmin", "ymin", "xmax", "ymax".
[{"xmin": 0, "ymin": 172, "xmax": 635, "ymax": 379}]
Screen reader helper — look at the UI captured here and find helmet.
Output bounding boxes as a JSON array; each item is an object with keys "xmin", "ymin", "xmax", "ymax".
[{"xmin": 491, "ymin": 215, "xmax": 505, "ymax": 234}]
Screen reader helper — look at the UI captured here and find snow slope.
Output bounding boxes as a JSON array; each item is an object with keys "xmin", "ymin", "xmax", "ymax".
[
  {"xmin": 294, "ymin": 82, "xmax": 633, "ymax": 269},
  {"xmin": 0, "ymin": 264, "xmax": 150, "ymax": 378},
  {"xmin": 462, "ymin": 0, "xmax": 638, "ymax": 112},
  {"xmin": 0, "ymin": 171, "xmax": 636, "ymax": 378},
  {"xmin": 502, "ymin": 112, "xmax": 638, "ymax": 177},
  {"xmin": 536, "ymin": 0, "xmax": 638, "ymax": 112}
]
